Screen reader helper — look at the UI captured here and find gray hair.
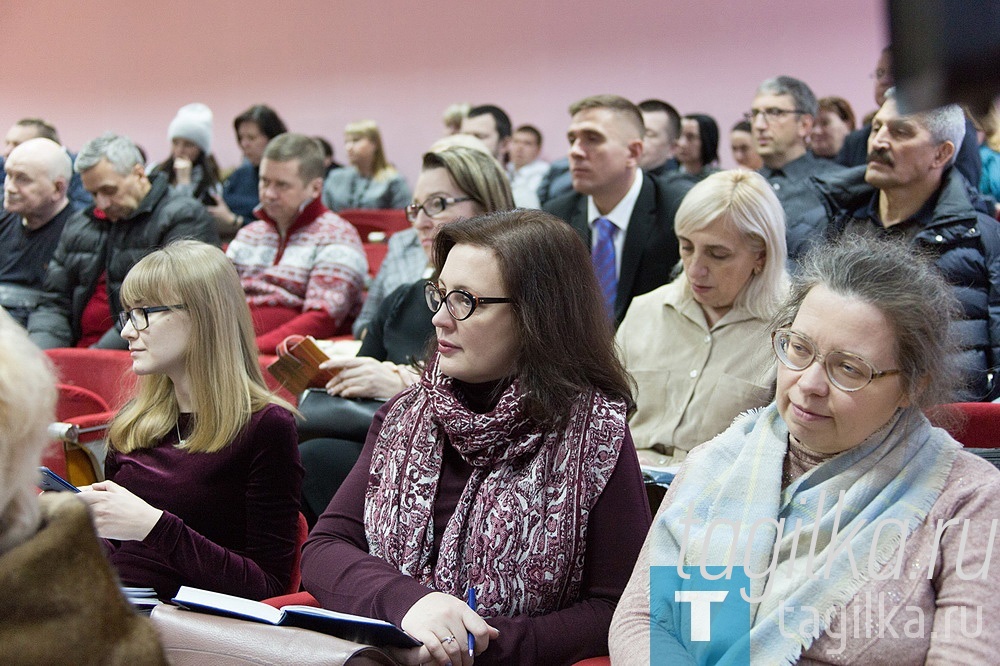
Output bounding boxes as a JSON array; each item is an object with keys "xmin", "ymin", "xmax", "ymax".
[
  {"xmin": 756, "ymin": 76, "xmax": 819, "ymax": 117},
  {"xmin": 674, "ymin": 169, "xmax": 789, "ymax": 321},
  {"xmin": 772, "ymin": 234, "xmax": 962, "ymax": 408},
  {"xmin": 883, "ymin": 87, "xmax": 965, "ymax": 166},
  {"xmin": 74, "ymin": 132, "xmax": 144, "ymax": 175}
]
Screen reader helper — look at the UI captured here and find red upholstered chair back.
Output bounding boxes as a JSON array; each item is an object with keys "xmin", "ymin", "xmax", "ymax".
[
  {"xmin": 45, "ymin": 348, "xmax": 135, "ymax": 412},
  {"xmin": 338, "ymin": 209, "xmax": 410, "ymax": 242},
  {"xmin": 571, "ymin": 658, "xmax": 611, "ymax": 666},
  {"xmin": 261, "ymin": 590, "xmax": 320, "ymax": 610},
  {"xmin": 928, "ymin": 402, "xmax": 1000, "ymax": 449},
  {"xmin": 363, "ymin": 242, "xmax": 390, "ymax": 277}
]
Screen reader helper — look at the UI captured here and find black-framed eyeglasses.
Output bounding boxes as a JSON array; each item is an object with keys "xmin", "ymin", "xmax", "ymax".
[
  {"xmin": 424, "ymin": 282, "xmax": 512, "ymax": 321},
  {"xmin": 118, "ymin": 305, "xmax": 186, "ymax": 331},
  {"xmin": 772, "ymin": 328, "xmax": 901, "ymax": 392},
  {"xmin": 744, "ymin": 108, "xmax": 806, "ymax": 124},
  {"xmin": 406, "ymin": 196, "xmax": 473, "ymax": 223}
]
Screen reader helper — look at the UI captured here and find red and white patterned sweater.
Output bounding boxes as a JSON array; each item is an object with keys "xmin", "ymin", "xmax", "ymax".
[{"xmin": 226, "ymin": 198, "xmax": 367, "ymax": 353}]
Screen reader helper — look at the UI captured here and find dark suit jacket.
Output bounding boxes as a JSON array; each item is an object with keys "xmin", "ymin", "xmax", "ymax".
[{"xmin": 543, "ymin": 173, "xmax": 689, "ymax": 324}]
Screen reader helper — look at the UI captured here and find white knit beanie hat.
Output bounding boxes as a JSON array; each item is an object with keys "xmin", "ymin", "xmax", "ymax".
[{"xmin": 168, "ymin": 103, "xmax": 213, "ymax": 154}]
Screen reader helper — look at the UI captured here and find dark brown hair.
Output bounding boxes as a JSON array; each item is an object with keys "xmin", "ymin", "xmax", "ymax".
[{"xmin": 432, "ymin": 209, "xmax": 634, "ymax": 427}]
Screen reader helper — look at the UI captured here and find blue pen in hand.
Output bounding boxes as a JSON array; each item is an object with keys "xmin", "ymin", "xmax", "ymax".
[{"xmin": 466, "ymin": 586, "xmax": 477, "ymax": 657}]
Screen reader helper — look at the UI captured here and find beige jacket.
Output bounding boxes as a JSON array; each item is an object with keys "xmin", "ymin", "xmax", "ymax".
[{"xmin": 616, "ymin": 280, "xmax": 774, "ymax": 466}]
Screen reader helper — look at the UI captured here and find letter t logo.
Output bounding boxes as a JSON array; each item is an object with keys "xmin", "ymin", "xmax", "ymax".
[{"xmin": 674, "ymin": 590, "xmax": 729, "ymax": 641}]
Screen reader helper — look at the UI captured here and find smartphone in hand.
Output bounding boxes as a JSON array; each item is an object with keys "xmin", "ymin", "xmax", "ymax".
[{"xmin": 38, "ymin": 466, "xmax": 80, "ymax": 493}]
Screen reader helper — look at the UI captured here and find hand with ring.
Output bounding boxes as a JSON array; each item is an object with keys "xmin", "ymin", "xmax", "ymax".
[{"xmin": 390, "ymin": 591, "xmax": 499, "ymax": 665}]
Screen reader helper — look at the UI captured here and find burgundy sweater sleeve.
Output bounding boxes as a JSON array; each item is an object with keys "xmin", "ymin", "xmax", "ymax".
[
  {"xmin": 301, "ymin": 398, "xmax": 438, "ymax": 619},
  {"xmin": 301, "ymin": 407, "xmax": 653, "ymax": 665},
  {"xmin": 109, "ymin": 405, "xmax": 304, "ymax": 600},
  {"xmin": 255, "ymin": 309, "xmax": 339, "ymax": 354}
]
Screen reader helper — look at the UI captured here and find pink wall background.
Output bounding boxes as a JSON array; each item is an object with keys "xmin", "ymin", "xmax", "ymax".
[{"xmin": 4, "ymin": 1, "xmax": 887, "ymax": 182}]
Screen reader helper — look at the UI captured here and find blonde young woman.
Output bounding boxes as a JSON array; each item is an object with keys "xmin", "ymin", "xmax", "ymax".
[
  {"xmin": 321, "ymin": 120, "xmax": 411, "ymax": 211},
  {"xmin": 616, "ymin": 170, "xmax": 788, "ymax": 468},
  {"xmin": 0, "ymin": 310, "xmax": 165, "ymax": 663},
  {"xmin": 77, "ymin": 240, "xmax": 303, "ymax": 600}
]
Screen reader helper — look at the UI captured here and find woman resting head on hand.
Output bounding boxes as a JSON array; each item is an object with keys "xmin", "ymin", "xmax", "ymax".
[
  {"xmin": 610, "ymin": 235, "xmax": 1000, "ymax": 664},
  {"xmin": 77, "ymin": 240, "xmax": 302, "ymax": 600},
  {"xmin": 302, "ymin": 209, "xmax": 652, "ymax": 666}
]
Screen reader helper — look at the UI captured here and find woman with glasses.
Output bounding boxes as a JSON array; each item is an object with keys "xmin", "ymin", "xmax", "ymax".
[
  {"xmin": 297, "ymin": 144, "xmax": 513, "ymax": 522},
  {"xmin": 617, "ymin": 170, "xmax": 788, "ymax": 469},
  {"xmin": 76, "ymin": 240, "xmax": 303, "ymax": 601},
  {"xmin": 302, "ymin": 210, "xmax": 651, "ymax": 665},
  {"xmin": 321, "ymin": 119, "xmax": 410, "ymax": 213},
  {"xmin": 610, "ymin": 235, "xmax": 1000, "ymax": 664}
]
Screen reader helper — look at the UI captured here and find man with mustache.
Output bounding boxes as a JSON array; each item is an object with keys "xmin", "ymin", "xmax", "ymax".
[{"xmin": 814, "ymin": 88, "xmax": 1000, "ymax": 401}]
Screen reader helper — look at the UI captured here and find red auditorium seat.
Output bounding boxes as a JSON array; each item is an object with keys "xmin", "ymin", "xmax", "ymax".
[{"xmin": 338, "ymin": 209, "xmax": 410, "ymax": 241}]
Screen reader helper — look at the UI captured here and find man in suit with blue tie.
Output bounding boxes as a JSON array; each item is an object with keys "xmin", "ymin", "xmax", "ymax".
[{"xmin": 544, "ymin": 94, "xmax": 690, "ymax": 325}]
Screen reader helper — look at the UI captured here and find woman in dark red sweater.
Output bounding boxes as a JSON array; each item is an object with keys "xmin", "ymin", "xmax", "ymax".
[
  {"xmin": 301, "ymin": 210, "xmax": 652, "ymax": 666},
  {"xmin": 77, "ymin": 240, "xmax": 303, "ymax": 600}
]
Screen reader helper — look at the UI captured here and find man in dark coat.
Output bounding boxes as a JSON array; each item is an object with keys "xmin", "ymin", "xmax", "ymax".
[
  {"xmin": 27, "ymin": 132, "xmax": 218, "ymax": 349},
  {"xmin": 543, "ymin": 94, "xmax": 691, "ymax": 325},
  {"xmin": 818, "ymin": 89, "xmax": 1000, "ymax": 401}
]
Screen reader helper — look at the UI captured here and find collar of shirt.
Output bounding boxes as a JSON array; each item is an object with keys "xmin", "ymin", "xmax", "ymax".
[
  {"xmin": 587, "ymin": 167, "xmax": 644, "ymax": 237},
  {"xmin": 760, "ymin": 151, "xmax": 818, "ymax": 181}
]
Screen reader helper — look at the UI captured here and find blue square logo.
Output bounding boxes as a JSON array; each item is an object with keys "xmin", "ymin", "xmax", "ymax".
[{"xmin": 649, "ymin": 566, "xmax": 751, "ymax": 665}]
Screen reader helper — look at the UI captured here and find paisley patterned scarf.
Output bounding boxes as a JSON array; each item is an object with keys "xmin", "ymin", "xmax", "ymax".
[{"xmin": 364, "ymin": 354, "xmax": 627, "ymax": 617}]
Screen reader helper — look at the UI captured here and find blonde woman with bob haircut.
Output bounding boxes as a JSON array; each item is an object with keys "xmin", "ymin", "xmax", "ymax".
[
  {"xmin": 616, "ymin": 169, "xmax": 789, "ymax": 467},
  {"xmin": 322, "ymin": 119, "xmax": 411, "ymax": 211},
  {"xmin": 0, "ymin": 310, "xmax": 166, "ymax": 662},
  {"xmin": 78, "ymin": 240, "xmax": 303, "ymax": 601}
]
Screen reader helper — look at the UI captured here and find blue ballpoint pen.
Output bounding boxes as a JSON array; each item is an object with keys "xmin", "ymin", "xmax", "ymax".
[{"xmin": 466, "ymin": 587, "xmax": 477, "ymax": 657}]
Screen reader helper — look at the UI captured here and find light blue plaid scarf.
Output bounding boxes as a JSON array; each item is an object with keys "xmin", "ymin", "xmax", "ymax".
[{"xmin": 650, "ymin": 403, "xmax": 959, "ymax": 665}]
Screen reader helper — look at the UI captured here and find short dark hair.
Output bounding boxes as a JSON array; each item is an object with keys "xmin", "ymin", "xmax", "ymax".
[
  {"xmin": 732, "ymin": 120, "xmax": 753, "ymax": 134},
  {"xmin": 683, "ymin": 113, "xmax": 720, "ymax": 166},
  {"xmin": 313, "ymin": 135, "xmax": 334, "ymax": 160},
  {"xmin": 569, "ymin": 95, "xmax": 645, "ymax": 138},
  {"xmin": 513, "ymin": 124, "xmax": 542, "ymax": 147},
  {"xmin": 638, "ymin": 99, "xmax": 681, "ymax": 142},
  {"xmin": 467, "ymin": 105, "xmax": 512, "ymax": 141},
  {"xmin": 262, "ymin": 133, "xmax": 325, "ymax": 182},
  {"xmin": 432, "ymin": 209, "xmax": 634, "ymax": 427},
  {"xmin": 233, "ymin": 104, "xmax": 288, "ymax": 140},
  {"xmin": 15, "ymin": 118, "xmax": 60, "ymax": 144},
  {"xmin": 817, "ymin": 96, "xmax": 857, "ymax": 129}
]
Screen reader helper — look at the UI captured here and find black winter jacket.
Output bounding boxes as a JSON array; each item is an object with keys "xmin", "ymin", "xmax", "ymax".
[
  {"xmin": 27, "ymin": 173, "xmax": 219, "ymax": 349},
  {"xmin": 815, "ymin": 166, "xmax": 1000, "ymax": 401}
]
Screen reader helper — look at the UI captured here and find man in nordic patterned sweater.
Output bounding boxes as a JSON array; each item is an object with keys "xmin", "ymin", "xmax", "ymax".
[{"xmin": 227, "ymin": 133, "xmax": 367, "ymax": 354}]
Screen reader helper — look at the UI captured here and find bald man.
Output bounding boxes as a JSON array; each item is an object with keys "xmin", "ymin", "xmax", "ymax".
[{"xmin": 0, "ymin": 138, "xmax": 74, "ymax": 325}]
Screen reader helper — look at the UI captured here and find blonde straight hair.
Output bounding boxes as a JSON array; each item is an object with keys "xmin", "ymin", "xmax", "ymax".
[
  {"xmin": 109, "ymin": 241, "xmax": 291, "ymax": 454},
  {"xmin": 674, "ymin": 169, "xmax": 789, "ymax": 321},
  {"xmin": 345, "ymin": 119, "xmax": 397, "ymax": 183}
]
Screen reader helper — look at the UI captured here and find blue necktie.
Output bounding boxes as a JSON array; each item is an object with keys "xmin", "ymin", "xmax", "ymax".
[{"xmin": 592, "ymin": 216, "xmax": 618, "ymax": 316}]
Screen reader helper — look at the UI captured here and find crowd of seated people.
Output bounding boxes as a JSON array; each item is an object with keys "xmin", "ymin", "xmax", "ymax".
[{"xmin": 3, "ymin": 47, "xmax": 1000, "ymax": 664}]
